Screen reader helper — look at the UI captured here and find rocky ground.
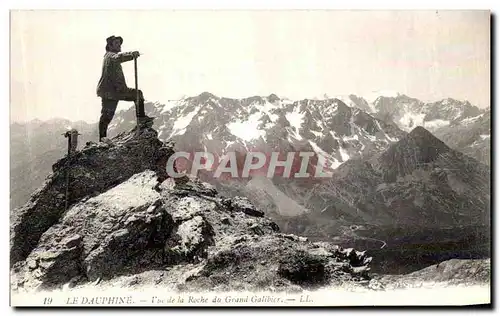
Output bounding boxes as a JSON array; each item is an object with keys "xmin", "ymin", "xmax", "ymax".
[
  {"xmin": 376, "ymin": 258, "xmax": 490, "ymax": 290},
  {"xmin": 10, "ymin": 127, "xmax": 372, "ymax": 294},
  {"xmin": 10, "ymin": 127, "xmax": 491, "ymax": 302}
]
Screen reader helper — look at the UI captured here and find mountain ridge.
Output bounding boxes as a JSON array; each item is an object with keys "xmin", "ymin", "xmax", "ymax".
[
  {"xmin": 10, "ymin": 91, "xmax": 489, "ymax": 211},
  {"xmin": 10, "ymin": 125, "xmax": 490, "ymax": 294}
]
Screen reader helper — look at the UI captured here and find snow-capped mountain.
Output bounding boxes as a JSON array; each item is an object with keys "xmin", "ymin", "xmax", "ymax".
[
  {"xmin": 10, "ymin": 91, "xmax": 489, "ymax": 215},
  {"xmin": 370, "ymin": 94, "xmax": 484, "ymax": 132},
  {"xmin": 364, "ymin": 90, "xmax": 402, "ymax": 104},
  {"xmin": 273, "ymin": 125, "xmax": 490, "ymax": 247},
  {"xmin": 103, "ymin": 92, "xmax": 489, "ymax": 216},
  {"xmin": 107, "ymin": 91, "xmax": 486, "ymax": 172},
  {"xmin": 10, "ymin": 94, "xmax": 490, "ymax": 276},
  {"xmin": 108, "ymin": 92, "xmax": 406, "ymax": 176},
  {"xmin": 434, "ymin": 109, "xmax": 491, "ymax": 165},
  {"xmin": 324, "ymin": 94, "xmax": 376, "ymax": 113},
  {"xmin": 102, "ymin": 92, "xmax": 410, "ymax": 219},
  {"xmin": 283, "ymin": 91, "xmax": 485, "ymax": 134}
]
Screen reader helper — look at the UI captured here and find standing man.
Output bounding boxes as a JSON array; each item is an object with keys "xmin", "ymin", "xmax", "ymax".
[{"xmin": 96, "ymin": 35, "xmax": 153, "ymax": 143}]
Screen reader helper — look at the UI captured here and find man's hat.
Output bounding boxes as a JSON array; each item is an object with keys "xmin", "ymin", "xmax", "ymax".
[{"xmin": 106, "ymin": 35, "xmax": 123, "ymax": 45}]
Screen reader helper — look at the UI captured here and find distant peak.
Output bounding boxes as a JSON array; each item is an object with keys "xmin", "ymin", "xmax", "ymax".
[
  {"xmin": 402, "ymin": 125, "xmax": 450, "ymax": 157},
  {"xmin": 365, "ymin": 90, "xmax": 402, "ymax": 103},
  {"xmin": 407, "ymin": 126, "xmax": 448, "ymax": 148},
  {"xmin": 348, "ymin": 94, "xmax": 366, "ymax": 101},
  {"xmin": 267, "ymin": 94, "xmax": 280, "ymax": 103},
  {"xmin": 197, "ymin": 91, "xmax": 218, "ymax": 100},
  {"xmin": 331, "ymin": 98, "xmax": 350, "ymax": 107},
  {"xmin": 243, "ymin": 95, "xmax": 265, "ymax": 103},
  {"xmin": 437, "ymin": 97, "xmax": 459, "ymax": 104},
  {"xmin": 408, "ymin": 125, "xmax": 432, "ymax": 138},
  {"xmin": 377, "ymin": 125, "xmax": 452, "ymax": 179}
]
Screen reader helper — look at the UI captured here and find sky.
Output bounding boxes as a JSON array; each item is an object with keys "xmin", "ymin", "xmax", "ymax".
[{"xmin": 10, "ymin": 10, "xmax": 490, "ymax": 123}]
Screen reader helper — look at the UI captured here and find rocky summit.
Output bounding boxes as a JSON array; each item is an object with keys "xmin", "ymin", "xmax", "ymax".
[
  {"xmin": 10, "ymin": 127, "xmax": 373, "ymax": 293},
  {"xmin": 10, "ymin": 128, "xmax": 174, "ymax": 267}
]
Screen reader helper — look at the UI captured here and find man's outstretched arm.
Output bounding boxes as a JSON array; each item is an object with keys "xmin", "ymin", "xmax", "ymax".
[{"xmin": 109, "ymin": 51, "xmax": 140, "ymax": 63}]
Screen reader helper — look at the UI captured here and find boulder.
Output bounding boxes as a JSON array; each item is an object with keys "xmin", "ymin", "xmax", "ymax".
[{"xmin": 10, "ymin": 128, "xmax": 174, "ymax": 266}]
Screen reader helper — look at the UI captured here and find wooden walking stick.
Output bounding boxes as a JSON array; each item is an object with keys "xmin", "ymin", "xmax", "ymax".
[
  {"xmin": 134, "ymin": 56, "xmax": 140, "ymax": 131},
  {"xmin": 64, "ymin": 132, "xmax": 71, "ymax": 211}
]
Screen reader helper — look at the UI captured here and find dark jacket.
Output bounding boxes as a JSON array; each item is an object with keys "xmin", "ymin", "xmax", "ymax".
[{"xmin": 96, "ymin": 51, "xmax": 135, "ymax": 100}]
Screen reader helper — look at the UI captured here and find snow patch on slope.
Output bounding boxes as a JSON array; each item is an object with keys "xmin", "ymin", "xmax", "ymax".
[
  {"xmin": 344, "ymin": 134, "xmax": 359, "ymax": 141},
  {"xmin": 335, "ymin": 95, "xmax": 375, "ymax": 113},
  {"xmin": 339, "ymin": 146, "xmax": 350, "ymax": 162},
  {"xmin": 330, "ymin": 158, "xmax": 343, "ymax": 169},
  {"xmin": 286, "ymin": 104, "xmax": 305, "ymax": 134},
  {"xmin": 330, "ymin": 131, "xmax": 340, "ymax": 141},
  {"xmin": 308, "ymin": 140, "xmax": 330, "ymax": 159},
  {"xmin": 169, "ymin": 107, "xmax": 199, "ymax": 138},
  {"xmin": 335, "ymin": 95, "xmax": 355, "ymax": 108},
  {"xmin": 424, "ymin": 119, "xmax": 450, "ymax": 131},
  {"xmin": 398, "ymin": 112, "xmax": 426, "ymax": 132},
  {"xmin": 461, "ymin": 114, "xmax": 484, "ymax": 126},
  {"xmin": 227, "ymin": 112, "xmax": 266, "ymax": 142},
  {"xmin": 256, "ymin": 101, "xmax": 280, "ymax": 122},
  {"xmin": 286, "ymin": 127, "xmax": 303, "ymax": 141},
  {"xmin": 160, "ymin": 100, "xmax": 183, "ymax": 114},
  {"xmin": 311, "ymin": 130, "xmax": 323, "ymax": 138}
]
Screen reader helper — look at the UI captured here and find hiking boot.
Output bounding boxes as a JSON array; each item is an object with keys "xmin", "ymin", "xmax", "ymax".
[
  {"xmin": 138, "ymin": 115, "xmax": 154, "ymax": 122},
  {"xmin": 137, "ymin": 115, "xmax": 155, "ymax": 128},
  {"xmin": 99, "ymin": 137, "xmax": 113, "ymax": 145}
]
